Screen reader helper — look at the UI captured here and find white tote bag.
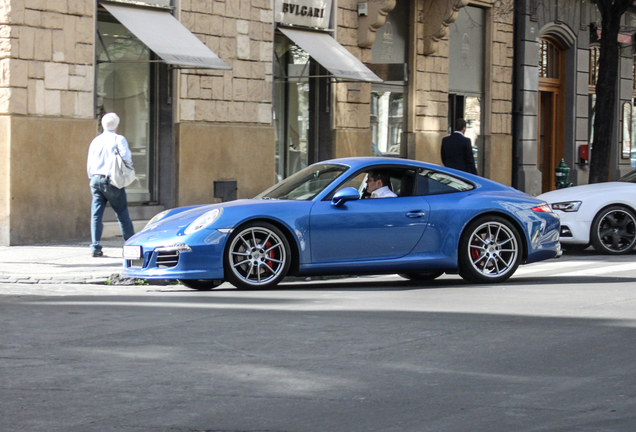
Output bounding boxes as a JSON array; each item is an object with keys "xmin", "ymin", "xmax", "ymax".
[{"xmin": 110, "ymin": 147, "xmax": 136, "ymax": 189}]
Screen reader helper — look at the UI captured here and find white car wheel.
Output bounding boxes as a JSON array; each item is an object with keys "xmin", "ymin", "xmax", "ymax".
[{"xmin": 590, "ymin": 205, "xmax": 636, "ymax": 255}]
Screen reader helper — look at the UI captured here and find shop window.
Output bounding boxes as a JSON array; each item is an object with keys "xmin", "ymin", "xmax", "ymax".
[
  {"xmin": 588, "ymin": 45, "xmax": 599, "ymax": 150},
  {"xmin": 632, "ymin": 99, "xmax": 636, "ymax": 169},
  {"xmin": 589, "ymin": 45, "xmax": 600, "ymax": 88},
  {"xmin": 632, "ymin": 57, "xmax": 636, "ymax": 168},
  {"xmin": 622, "ymin": 102, "xmax": 631, "ymax": 159},
  {"xmin": 371, "ymin": 88, "xmax": 403, "ymax": 155},
  {"xmin": 96, "ymin": 9, "xmax": 154, "ymax": 203},
  {"xmin": 273, "ymin": 38, "xmax": 311, "ymax": 181},
  {"xmin": 370, "ymin": 0, "xmax": 408, "ymax": 157},
  {"xmin": 448, "ymin": 6, "xmax": 485, "ymax": 174}
]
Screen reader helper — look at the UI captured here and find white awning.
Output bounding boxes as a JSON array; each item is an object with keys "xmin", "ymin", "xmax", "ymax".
[
  {"xmin": 102, "ymin": 3, "xmax": 231, "ymax": 70},
  {"xmin": 279, "ymin": 27, "xmax": 382, "ymax": 83}
]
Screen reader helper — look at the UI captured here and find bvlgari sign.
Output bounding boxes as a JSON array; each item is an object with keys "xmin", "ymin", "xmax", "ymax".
[{"xmin": 275, "ymin": 0, "xmax": 333, "ymax": 29}]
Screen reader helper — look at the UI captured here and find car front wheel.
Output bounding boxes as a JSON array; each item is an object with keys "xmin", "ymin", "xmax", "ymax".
[
  {"xmin": 224, "ymin": 222, "xmax": 291, "ymax": 290},
  {"xmin": 590, "ymin": 205, "xmax": 636, "ymax": 255},
  {"xmin": 458, "ymin": 216, "xmax": 522, "ymax": 284}
]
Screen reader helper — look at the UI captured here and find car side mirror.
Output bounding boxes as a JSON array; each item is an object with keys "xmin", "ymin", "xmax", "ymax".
[{"xmin": 331, "ymin": 187, "xmax": 360, "ymax": 207}]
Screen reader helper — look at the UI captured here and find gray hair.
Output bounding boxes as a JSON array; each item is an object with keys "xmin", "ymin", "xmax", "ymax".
[{"xmin": 101, "ymin": 112, "xmax": 120, "ymax": 131}]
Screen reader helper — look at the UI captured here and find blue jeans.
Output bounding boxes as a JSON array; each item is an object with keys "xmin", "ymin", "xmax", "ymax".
[{"xmin": 90, "ymin": 176, "xmax": 135, "ymax": 253}]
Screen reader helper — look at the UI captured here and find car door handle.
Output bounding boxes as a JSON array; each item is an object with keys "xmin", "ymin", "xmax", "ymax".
[{"xmin": 406, "ymin": 211, "xmax": 426, "ymax": 218}]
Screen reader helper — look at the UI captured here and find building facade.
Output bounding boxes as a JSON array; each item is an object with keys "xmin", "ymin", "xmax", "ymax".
[
  {"xmin": 0, "ymin": 0, "xmax": 514, "ymax": 245},
  {"xmin": 514, "ymin": 0, "xmax": 636, "ymax": 195}
]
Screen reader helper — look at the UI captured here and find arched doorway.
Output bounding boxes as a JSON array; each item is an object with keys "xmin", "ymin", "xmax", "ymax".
[{"xmin": 538, "ymin": 37, "xmax": 566, "ymax": 192}]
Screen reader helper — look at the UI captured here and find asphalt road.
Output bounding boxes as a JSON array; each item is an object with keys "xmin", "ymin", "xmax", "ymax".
[{"xmin": 2, "ymin": 253, "xmax": 636, "ymax": 432}]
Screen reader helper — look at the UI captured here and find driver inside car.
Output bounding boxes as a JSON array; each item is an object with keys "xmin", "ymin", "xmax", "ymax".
[{"xmin": 363, "ymin": 170, "xmax": 397, "ymax": 198}]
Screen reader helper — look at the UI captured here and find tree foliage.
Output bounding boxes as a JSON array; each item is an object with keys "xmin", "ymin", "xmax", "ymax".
[{"xmin": 589, "ymin": 0, "xmax": 634, "ymax": 183}]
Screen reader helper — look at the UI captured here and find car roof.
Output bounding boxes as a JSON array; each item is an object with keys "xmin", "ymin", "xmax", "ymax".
[
  {"xmin": 322, "ymin": 157, "xmax": 439, "ymax": 170},
  {"xmin": 320, "ymin": 157, "xmax": 520, "ymax": 194}
]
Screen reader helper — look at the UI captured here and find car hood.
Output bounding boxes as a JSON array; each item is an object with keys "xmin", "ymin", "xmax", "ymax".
[
  {"xmin": 537, "ymin": 182, "xmax": 635, "ymax": 202},
  {"xmin": 141, "ymin": 198, "xmax": 308, "ymax": 232}
]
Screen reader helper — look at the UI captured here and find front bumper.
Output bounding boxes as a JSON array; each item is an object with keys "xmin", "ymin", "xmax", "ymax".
[
  {"xmin": 555, "ymin": 213, "xmax": 591, "ymax": 245},
  {"xmin": 121, "ymin": 231, "xmax": 229, "ymax": 280}
]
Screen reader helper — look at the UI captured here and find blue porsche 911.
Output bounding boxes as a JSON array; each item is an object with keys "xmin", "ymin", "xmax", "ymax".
[{"xmin": 122, "ymin": 157, "xmax": 561, "ymax": 290}]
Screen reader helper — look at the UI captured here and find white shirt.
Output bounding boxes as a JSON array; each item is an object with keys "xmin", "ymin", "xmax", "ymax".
[
  {"xmin": 87, "ymin": 130, "xmax": 133, "ymax": 178},
  {"xmin": 371, "ymin": 186, "xmax": 397, "ymax": 198}
]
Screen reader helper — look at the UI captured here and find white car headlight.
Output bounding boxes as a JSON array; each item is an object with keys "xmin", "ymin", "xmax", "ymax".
[
  {"xmin": 551, "ymin": 201, "xmax": 582, "ymax": 212},
  {"xmin": 184, "ymin": 208, "xmax": 223, "ymax": 235}
]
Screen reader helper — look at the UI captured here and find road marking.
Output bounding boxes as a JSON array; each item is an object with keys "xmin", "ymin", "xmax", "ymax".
[
  {"xmin": 554, "ymin": 261, "xmax": 636, "ymax": 277},
  {"xmin": 515, "ymin": 260, "xmax": 599, "ymax": 276}
]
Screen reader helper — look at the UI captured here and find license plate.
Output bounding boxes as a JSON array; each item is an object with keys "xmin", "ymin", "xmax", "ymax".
[{"xmin": 123, "ymin": 245, "xmax": 142, "ymax": 260}]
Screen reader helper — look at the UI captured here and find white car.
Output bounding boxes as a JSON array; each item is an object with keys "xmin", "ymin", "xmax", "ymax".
[{"xmin": 537, "ymin": 171, "xmax": 636, "ymax": 254}]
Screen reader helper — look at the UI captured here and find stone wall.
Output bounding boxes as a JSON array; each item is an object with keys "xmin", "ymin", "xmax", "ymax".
[
  {"xmin": 176, "ymin": 122, "xmax": 275, "ymax": 205},
  {"xmin": 329, "ymin": 1, "xmax": 373, "ymax": 158},
  {"xmin": 0, "ymin": 0, "xmax": 94, "ymax": 118},
  {"xmin": 486, "ymin": 6, "xmax": 514, "ymax": 184},
  {"xmin": 334, "ymin": 1, "xmax": 373, "ymax": 132},
  {"xmin": 1, "ymin": 116, "xmax": 96, "ymax": 245},
  {"xmin": 177, "ymin": 0, "xmax": 273, "ymax": 125}
]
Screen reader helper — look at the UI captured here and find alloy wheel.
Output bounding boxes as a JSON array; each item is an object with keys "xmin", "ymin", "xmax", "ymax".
[
  {"xmin": 466, "ymin": 220, "xmax": 519, "ymax": 279},
  {"xmin": 227, "ymin": 224, "xmax": 289, "ymax": 289},
  {"xmin": 592, "ymin": 207, "xmax": 636, "ymax": 254}
]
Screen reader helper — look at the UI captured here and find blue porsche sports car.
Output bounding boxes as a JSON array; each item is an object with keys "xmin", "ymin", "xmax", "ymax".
[{"xmin": 122, "ymin": 157, "xmax": 561, "ymax": 290}]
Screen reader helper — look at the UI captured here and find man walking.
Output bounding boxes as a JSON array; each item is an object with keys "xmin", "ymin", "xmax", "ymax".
[
  {"xmin": 87, "ymin": 112, "xmax": 135, "ymax": 257},
  {"xmin": 440, "ymin": 118, "xmax": 477, "ymax": 174}
]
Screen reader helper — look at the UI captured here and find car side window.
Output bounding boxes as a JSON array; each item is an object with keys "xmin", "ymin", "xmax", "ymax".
[
  {"xmin": 331, "ymin": 168, "xmax": 417, "ymax": 198},
  {"xmin": 416, "ymin": 169, "xmax": 475, "ymax": 195},
  {"xmin": 336, "ymin": 172, "xmax": 369, "ymax": 196}
]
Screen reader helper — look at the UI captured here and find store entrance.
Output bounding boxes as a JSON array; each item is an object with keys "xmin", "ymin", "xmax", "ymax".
[
  {"xmin": 273, "ymin": 35, "xmax": 331, "ymax": 182},
  {"xmin": 97, "ymin": 11, "xmax": 160, "ymax": 204},
  {"xmin": 448, "ymin": 94, "xmax": 482, "ymax": 173}
]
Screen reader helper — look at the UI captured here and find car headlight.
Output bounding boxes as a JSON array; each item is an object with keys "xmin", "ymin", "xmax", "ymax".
[
  {"xmin": 551, "ymin": 201, "xmax": 582, "ymax": 212},
  {"xmin": 143, "ymin": 210, "xmax": 171, "ymax": 231},
  {"xmin": 184, "ymin": 208, "xmax": 223, "ymax": 235}
]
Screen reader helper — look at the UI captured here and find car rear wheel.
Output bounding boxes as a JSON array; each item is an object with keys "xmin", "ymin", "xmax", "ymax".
[
  {"xmin": 224, "ymin": 222, "xmax": 291, "ymax": 290},
  {"xmin": 459, "ymin": 216, "xmax": 522, "ymax": 284},
  {"xmin": 590, "ymin": 205, "xmax": 636, "ymax": 255},
  {"xmin": 178, "ymin": 279, "xmax": 222, "ymax": 290},
  {"xmin": 399, "ymin": 272, "xmax": 444, "ymax": 282}
]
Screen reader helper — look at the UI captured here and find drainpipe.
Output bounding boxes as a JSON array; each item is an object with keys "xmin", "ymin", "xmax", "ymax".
[{"xmin": 511, "ymin": 1, "xmax": 521, "ymax": 190}]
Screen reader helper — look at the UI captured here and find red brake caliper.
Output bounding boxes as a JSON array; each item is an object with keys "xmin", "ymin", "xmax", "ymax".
[
  {"xmin": 470, "ymin": 237, "xmax": 481, "ymax": 262},
  {"xmin": 265, "ymin": 240, "xmax": 274, "ymax": 274}
]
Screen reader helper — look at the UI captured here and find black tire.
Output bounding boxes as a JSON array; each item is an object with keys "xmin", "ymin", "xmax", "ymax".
[
  {"xmin": 458, "ymin": 215, "xmax": 522, "ymax": 284},
  {"xmin": 590, "ymin": 205, "xmax": 636, "ymax": 255},
  {"xmin": 224, "ymin": 221, "xmax": 291, "ymax": 290},
  {"xmin": 178, "ymin": 279, "xmax": 222, "ymax": 290},
  {"xmin": 399, "ymin": 271, "xmax": 444, "ymax": 282}
]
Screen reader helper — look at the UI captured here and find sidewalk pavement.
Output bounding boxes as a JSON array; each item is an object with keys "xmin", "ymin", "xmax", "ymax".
[{"xmin": 0, "ymin": 237, "xmax": 126, "ymax": 285}]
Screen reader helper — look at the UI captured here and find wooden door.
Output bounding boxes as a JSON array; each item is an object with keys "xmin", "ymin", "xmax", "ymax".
[{"xmin": 538, "ymin": 38, "xmax": 565, "ymax": 193}]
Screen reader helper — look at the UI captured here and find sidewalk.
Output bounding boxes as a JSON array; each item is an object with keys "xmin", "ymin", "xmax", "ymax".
[{"xmin": 0, "ymin": 237, "xmax": 126, "ymax": 285}]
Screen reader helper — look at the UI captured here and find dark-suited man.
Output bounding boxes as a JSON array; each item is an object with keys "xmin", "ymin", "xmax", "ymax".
[{"xmin": 441, "ymin": 118, "xmax": 477, "ymax": 174}]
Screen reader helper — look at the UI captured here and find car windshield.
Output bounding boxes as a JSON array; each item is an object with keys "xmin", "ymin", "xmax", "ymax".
[
  {"xmin": 256, "ymin": 164, "xmax": 348, "ymax": 200},
  {"xmin": 618, "ymin": 170, "xmax": 636, "ymax": 183}
]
